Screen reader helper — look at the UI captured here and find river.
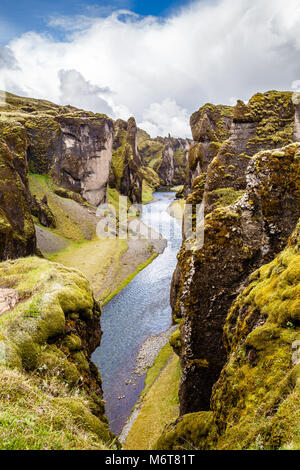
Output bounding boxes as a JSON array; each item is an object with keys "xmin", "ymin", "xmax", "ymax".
[{"xmin": 92, "ymin": 192, "xmax": 182, "ymax": 435}]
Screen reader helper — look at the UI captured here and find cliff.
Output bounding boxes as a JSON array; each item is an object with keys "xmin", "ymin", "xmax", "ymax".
[
  {"xmin": 156, "ymin": 219, "xmax": 300, "ymax": 450},
  {"xmin": 0, "ymin": 257, "xmax": 118, "ymax": 449},
  {"xmin": 0, "ymin": 91, "xmax": 117, "ymax": 262},
  {"xmin": 170, "ymin": 91, "xmax": 300, "ymax": 419},
  {"xmin": 109, "ymin": 118, "xmax": 143, "ymax": 204},
  {"xmin": 0, "ymin": 121, "xmax": 37, "ymax": 260},
  {"xmin": 137, "ymin": 130, "xmax": 191, "ymax": 187}
]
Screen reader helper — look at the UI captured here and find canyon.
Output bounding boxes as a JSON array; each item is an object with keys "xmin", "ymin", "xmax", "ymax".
[{"xmin": 0, "ymin": 89, "xmax": 299, "ymax": 450}]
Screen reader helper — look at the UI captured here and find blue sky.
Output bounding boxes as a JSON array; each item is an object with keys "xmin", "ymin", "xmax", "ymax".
[
  {"xmin": 1, "ymin": 0, "xmax": 300, "ymax": 138},
  {"xmin": 0, "ymin": 0, "xmax": 194, "ymax": 43}
]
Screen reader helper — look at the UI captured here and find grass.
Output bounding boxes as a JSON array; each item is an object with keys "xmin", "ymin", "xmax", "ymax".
[
  {"xmin": 47, "ymin": 238, "xmax": 128, "ymax": 302},
  {"xmin": 0, "ymin": 257, "xmax": 117, "ymax": 450},
  {"xmin": 102, "ymin": 253, "xmax": 158, "ymax": 305},
  {"xmin": 125, "ymin": 354, "xmax": 180, "ymax": 450},
  {"xmin": 142, "ymin": 181, "xmax": 155, "ymax": 205},
  {"xmin": 141, "ymin": 343, "xmax": 174, "ymax": 398},
  {"xmin": 167, "ymin": 199, "xmax": 186, "ymax": 220},
  {"xmin": 170, "ymin": 185, "xmax": 183, "ymax": 192},
  {"xmin": 29, "ymin": 174, "xmax": 95, "ymax": 242},
  {"xmin": 125, "ymin": 345, "xmax": 181, "ymax": 450},
  {"xmin": 0, "ymin": 369, "xmax": 115, "ymax": 450}
]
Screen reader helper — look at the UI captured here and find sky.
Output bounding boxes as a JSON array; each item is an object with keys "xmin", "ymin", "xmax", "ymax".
[{"xmin": 1, "ymin": 0, "xmax": 300, "ymax": 137}]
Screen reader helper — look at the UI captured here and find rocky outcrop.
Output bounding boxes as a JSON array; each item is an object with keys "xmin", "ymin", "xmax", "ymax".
[
  {"xmin": 293, "ymin": 93, "xmax": 300, "ymax": 141},
  {"xmin": 156, "ymin": 220, "xmax": 300, "ymax": 450},
  {"xmin": 26, "ymin": 112, "xmax": 114, "ymax": 207},
  {"xmin": 0, "ymin": 257, "xmax": 118, "ymax": 449},
  {"xmin": 137, "ymin": 130, "xmax": 191, "ymax": 187},
  {"xmin": 0, "ymin": 92, "xmax": 116, "ymax": 262},
  {"xmin": 0, "ymin": 121, "xmax": 37, "ymax": 261},
  {"xmin": 1, "ymin": 91, "xmax": 114, "ymax": 208},
  {"xmin": 185, "ymin": 104, "xmax": 233, "ymax": 197},
  {"xmin": 29, "ymin": 194, "xmax": 56, "ymax": 228},
  {"xmin": 109, "ymin": 118, "xmax": 143, "ymax": 204},
  {"xmin": 185, "ymin": 91, "xmax": 296, "ymax": 210},
  {"xmin": 174, "ymin": 142, "xmax": 299, "ymax": 415},
  {"xmin": 171, "ymin": 91, "xmax": 300, "ymax": 418}
]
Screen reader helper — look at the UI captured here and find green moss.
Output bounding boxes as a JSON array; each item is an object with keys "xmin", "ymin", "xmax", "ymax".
[
  {"xmin": 141, "ymin": 342, "xmax": 174, "ymax": 398},
  {"xmin": 169, "ymin": 328, "xmax": 181, "ymax": 355},
  {"xmin": 208, "ymin": 187, "xmax": 245, "ymax": 209},
  {"xmin": 0, "ymin": 256, "xmax": 118, "ymax": 449},
  {"xmin": 154, "ymin": 412, "xmax": 217, "ymax": 450},
  {"xmin": 62, "ymin": 334, "xmax": 82, "ymax": 352},
  {"xmin": 29, "ymin": 173, "xmax": 95, "ymax": 242},
  {"xmin": 213, "ymin": 221, "xmax": 300, "ymax": 450}
]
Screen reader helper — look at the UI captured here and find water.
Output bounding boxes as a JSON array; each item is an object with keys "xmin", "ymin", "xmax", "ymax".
[{"xmin": 92, "ymin": 192, "xmax": 182, "ymax": 435}]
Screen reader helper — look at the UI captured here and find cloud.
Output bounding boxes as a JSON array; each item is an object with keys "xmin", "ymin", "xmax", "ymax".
[
  {"xmin": 139, "ymin": 99, "xmax": 191, "ymax": 137},
  {"xmin": 291, "ymin": 80, "xmax": 300, "ymax": 92},
  {"xmin": 0, "ymin": 45, "xmax": 18, "ymax": 70},
  {"xmin": 2, "ymin": 0, "xmax": 300, "ymax": 137},
  {"xmin": 58, "ymin": 69, "xmax": 114, "ymax": 115}
]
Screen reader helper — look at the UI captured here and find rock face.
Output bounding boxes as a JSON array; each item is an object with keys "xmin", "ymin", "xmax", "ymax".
[
  {"xmin": 109, "ymin": 118, "xmax": 143, "ymax": 204},
  {"xmin": 1, "ymin": 91, "xmax": 114, "ymax": 208},
  {"xmin": 185, "ymin": 104, "xmax": 233, "ymax": 197},
  {"xmin": 171, "ymin": 91, "xmax": 300, "ymax": 417},
  {"xmin": 0, "ymin": 257, "xmax": 118, "ymax": 449},
  {"xmin": 26, "ymin": 112, "xmax": 114, "ymax": 207},
  {"xmin": 293, "ymin": 93, "xmax": 300, "ymax": 141},
  {"xmin": 156, "ymin": 220, "xmax": 300, "ymax": 450},
  {"xmin": 0, "ymin": 121, "xmax": 37, "ymax": 260},
  {"xmin": 138, "ymin": 130, "xmax": 191, "ymax": 187},
  {"xmin": 0, "ymin": 91, "xmax": 116, "ymax": 262},
  {"xmin": 177, "ymin": 144, "xmax": 300, "ymax": 414}
]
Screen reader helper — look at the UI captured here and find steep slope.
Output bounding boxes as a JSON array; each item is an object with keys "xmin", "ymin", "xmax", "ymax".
[
  {"xmin": 0, "ymin": 91, "xmax": 115, "ymax": 262},
  {"xmin": 156, "ymin": 220, "xmax": 300, "ymax": 450},
  {"xmin": 0, "ymin": 257, "xmax": 118, "ymax": 449},
  {"xmin": 171, "ymin": 91, "xmax": 300, "ymax": 416},
  {"xmin": 137, "ymin": 129, "xmax": 191, "ymax": 187},
  {"xmin": 176, "ymin": 142, "xmax": 299, "ymax": 414},
  {"xmin": 0, "ymin": 121, "xmax": 37, "ymax": 260},
  {"xmin": 2, "ymin": 91, "xmax": 114, "ymax": 207},
  {"xmin": 109, "ymin": 118, "xmax": 143, "ymax": 204}
]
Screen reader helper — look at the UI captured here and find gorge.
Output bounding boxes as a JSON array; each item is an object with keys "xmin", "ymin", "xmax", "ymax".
[{"xmin": 0, "ymin": 88, "xmax": 299, "ymax": 451}]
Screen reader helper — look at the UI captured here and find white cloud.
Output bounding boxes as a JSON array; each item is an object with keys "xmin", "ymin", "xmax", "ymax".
[
  {"xmin": 0, "ymin": 45, "xmax": 19, "ymax": 70},
  {"xmin": 58, "ymin": 69, "xmax": 114, "ymax": 115},
  {"xmin": 2, "ymin": 0, "xmax": 300, "ymax": 138},
  {"xmin": 139, "ymin": 98, "xmax": 191, "ymax": 137},
  {"xmin": 291, "ymin": 80, "xmax": 300, "ymax": 92}
]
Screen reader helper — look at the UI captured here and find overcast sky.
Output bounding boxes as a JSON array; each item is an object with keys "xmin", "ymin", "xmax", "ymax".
[{"xmin": 1, "ymin": 0, "xmax": 300, "ymax": 137}]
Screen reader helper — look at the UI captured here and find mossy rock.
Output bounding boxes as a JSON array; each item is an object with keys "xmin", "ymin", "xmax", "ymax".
[{"xmin": 154, "ymin": 412, "xmax": 217, "ymax": 450}]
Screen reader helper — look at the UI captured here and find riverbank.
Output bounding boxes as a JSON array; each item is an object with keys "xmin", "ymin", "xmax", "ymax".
[
  {"xmin": 47, "ymin": 236, "xmax": 166, "ymax": 304},
  {"xmin": 30, "ymin": 173, "xmax": 167, "ymax": 304},
  {"xmin": 92, "ymin": 192, "xmax": 183, "ymax": 435},
  {"xmin": 121, "ymin": 341, "xmax": 181, "ymax": 449}
]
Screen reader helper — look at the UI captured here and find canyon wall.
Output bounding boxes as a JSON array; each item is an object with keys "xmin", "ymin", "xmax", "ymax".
[
  {"xmin": 157, "ymin": 218, "xmax": 300, "ymax": 450},
  {"xmin": 171, "ymin": 91, "xmax": 300, "ymax": 418},
  {"xmin": 109, "ymin": 117, "xmax": 143, "ymax": 204},
  {"xmin": 138, "ymin": 130, "xmax": 191, "ymax": 187}
]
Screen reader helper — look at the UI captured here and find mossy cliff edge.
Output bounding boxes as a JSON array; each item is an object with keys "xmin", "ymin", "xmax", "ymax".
[
  {"xmin": 156, "ymin": 220, "xmax": 300, "ymax": 450},
  {"xmin": 137, "ymin": 128, "xmax": 191, "ymax": 188},
  {"xmin": 162, "ymin": 91, "xmax": 300, "ymax": 450},
  {"xmin": 0, "ymin": 257, "xmax": 118, "ymax": 449}
]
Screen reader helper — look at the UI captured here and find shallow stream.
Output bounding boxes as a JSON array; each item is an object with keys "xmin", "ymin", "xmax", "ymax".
[{"xmin": 92, "ymin": 192, "xmax": 182, "ymax": 435}]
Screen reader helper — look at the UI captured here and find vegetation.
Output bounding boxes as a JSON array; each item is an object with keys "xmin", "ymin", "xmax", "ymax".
[
  {"xmin": 125, "ymin": 347, "xmax": 181, "ymax": 450},
  {"xmin": 0, "ymin": 257, "xmax": 117, "ymax": 450}
]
